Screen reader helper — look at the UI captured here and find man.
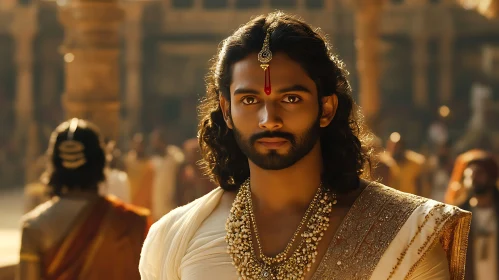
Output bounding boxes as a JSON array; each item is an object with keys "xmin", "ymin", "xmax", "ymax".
[
  {"xmin": 445, "ymin": 150, "xmax": 493, "ymax": 206},
  {"xmin": 454, "ymin": 74, "xmax": 495, "ymax": 155},
  {"xmin": 363, "ymin": 135, "xmax": 390, "ymax": 185},
  {"xmin": 451, "ymin": 150, "xmax": 499, "ymax": 280},
  {"xmin": 149, "ymin": 128, "xmax": 184, "ymax": 220},
  {"xmin": 176, "ymin": 138, "xmax": 216, "ymax": 205},
  {"xmin": 379, "ymin": 132, "xmax": 429, "ymax": 197},
  {"xmin": 125, "ymin": 133, "xmax": 155, "ymax": 210},
  {"xmin": 140, "ymin": 12, "xmax": 471, "ymax": 280},
  {"xmin": 18, "ymin": 119, "xmax": 150, "ymax": 280},
  {"xmin": 428, "ymin": 139, "xmax": 455, "ymax": 202},
  {"xmin": 101, "ymin": 140, "xmax": 131, "ymax": 203}
]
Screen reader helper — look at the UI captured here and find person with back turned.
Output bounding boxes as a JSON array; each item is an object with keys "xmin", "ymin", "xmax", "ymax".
[{"xmin": 18, "ymin": 118, "xmax": 150, "ymax": 280}]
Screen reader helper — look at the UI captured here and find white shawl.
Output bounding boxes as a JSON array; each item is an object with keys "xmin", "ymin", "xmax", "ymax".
[{"xmin": 140, "ymin": 187, "xmax": 224, "ymax": 280}]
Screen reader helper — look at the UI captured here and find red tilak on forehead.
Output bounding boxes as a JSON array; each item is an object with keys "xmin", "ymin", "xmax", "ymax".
[
  {"xmin": 258, "ymin": 23, "xmax": 276, "ymax": 95},
  {"xmin": 264, "ymin": 67, "xmax": 271, "ymax": 95}
]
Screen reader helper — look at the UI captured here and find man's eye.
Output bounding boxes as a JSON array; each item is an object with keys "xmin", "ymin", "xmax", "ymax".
[
  {"xmin": 283, "ymin": 95, "xmax": 302, "ymax": 103},
  {"xmin": 242, "ymin": 97, "xmax": 258, "ymax": 105}
]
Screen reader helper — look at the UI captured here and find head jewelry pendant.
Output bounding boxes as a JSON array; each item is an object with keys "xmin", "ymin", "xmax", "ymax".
[{"xmin": 258, "ymin": 23, "xmax": 276, "ymax": 95}]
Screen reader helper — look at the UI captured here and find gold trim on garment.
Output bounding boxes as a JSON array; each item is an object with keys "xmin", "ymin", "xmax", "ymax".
[
  {"xmin": 388, "ymin": 204, "xmax": 447, "ymax": 279},
  {"xmin": 311, "ymin": 183, "xmax": 426, "ymax": 280},
  {"xmin": 388, "ymin": 204, "xmax": 471, "ymax": 280}
]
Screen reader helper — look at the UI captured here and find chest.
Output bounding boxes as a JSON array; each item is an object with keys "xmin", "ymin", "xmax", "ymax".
[{"xmin": 253, "ymin": 206, "xmax": 349, "ymax": 280}]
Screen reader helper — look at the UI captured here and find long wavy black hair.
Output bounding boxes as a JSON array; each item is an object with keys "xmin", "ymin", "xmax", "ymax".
[
  {"xmin": 41, "ymin": 119, "xmax": 106, "ymax": 196},
  {"xmin": 198, "ymin": 12, "xmax": 374, "ymax": 193}
]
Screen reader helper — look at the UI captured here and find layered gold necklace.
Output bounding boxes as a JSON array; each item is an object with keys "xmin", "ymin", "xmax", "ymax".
[{"xmin": 226, "ymin": 179, "xmax": 335, "ymax": 280}]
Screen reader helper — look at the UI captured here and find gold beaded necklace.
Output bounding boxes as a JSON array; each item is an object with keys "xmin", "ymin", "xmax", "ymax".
[{"xmin": 226, "ymin": 179, "xmax": 336, "ymax": 280}]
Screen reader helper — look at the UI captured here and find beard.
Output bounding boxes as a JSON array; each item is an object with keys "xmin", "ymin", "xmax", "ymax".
[{"xmin": 232, "ymin": 117, "xmax": 321, "ymax": 170}]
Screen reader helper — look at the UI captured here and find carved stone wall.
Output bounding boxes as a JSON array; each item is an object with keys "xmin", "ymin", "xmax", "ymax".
[
  {"xmin": 0, "ymin": 0, "xmax": 499, "ymax": 145},
  {"xmin": 58, "ymin": 0, "xmax": 124, "ymax": 141}
]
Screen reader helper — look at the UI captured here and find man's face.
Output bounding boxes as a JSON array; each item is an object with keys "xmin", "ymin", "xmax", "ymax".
[
  {"xmin": 224, "ymin": 53, "xmax": 331, "ymax": 170},
  {"xmin": 463, "ymin": 163, "xmax": 495, "ymax": 195}
]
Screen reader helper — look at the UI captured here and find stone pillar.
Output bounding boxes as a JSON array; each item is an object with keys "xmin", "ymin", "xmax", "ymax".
[
  {"xmin": 123, "ymin": 2, "xmax": 144, "ymax": 139},
  {"xmin": 58, "ymin": 0, "xmax": 124, "ymax": 141},
  {"xmin": 439, "ymin": 17, "xmax": 453, "ymax": 104},
  {"xmin": 40, "ymin": 40, "xmax": 60, "ymax": 110},
  {"xmin": 10, "ymin": 5, "xmax": 37, "ymax": 142},
  {"xmin": 354, "ymin": 0, "xmax": 383, "ymax": 126},
  {"xmin": 411, "ymin": 11, "xmax": 428, "ymax": 108}
]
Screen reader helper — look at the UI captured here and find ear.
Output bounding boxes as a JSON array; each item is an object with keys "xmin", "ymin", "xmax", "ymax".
[
  {"xmin": 320, "ymin": 94, "xmax": 338, "ymax": 128},
  {"xmin": 219, "ymin": 94, "xmax": 233, "ymax": 129}
]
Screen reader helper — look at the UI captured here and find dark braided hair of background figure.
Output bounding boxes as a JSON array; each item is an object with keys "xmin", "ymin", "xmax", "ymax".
[
  {"xmin": 198, "ymin": 12, "xmax": 374, "ymax": 193},
  {"xmin": 44, "ymin": 121, "xmax": 106, "ymax": 197}
]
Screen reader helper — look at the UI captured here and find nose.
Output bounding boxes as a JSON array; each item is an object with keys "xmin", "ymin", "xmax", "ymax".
[{"xmin": 258, "ymin": 103, "xmax": 283, "ymax": 130}]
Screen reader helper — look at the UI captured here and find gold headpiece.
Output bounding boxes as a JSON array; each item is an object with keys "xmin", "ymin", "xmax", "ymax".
[
  {"xmin": 258, "ymin": 22, "xmax": 277, "ymax": 95},
  {"xmin": 258, "ymin": 22, "xmax": 277, "ymax": 71},
  {"xmin": 59, "ymin": 118, "xmax": 86, "ymax": 169}
]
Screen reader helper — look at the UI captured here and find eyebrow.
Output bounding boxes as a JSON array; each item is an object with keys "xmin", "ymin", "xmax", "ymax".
[{"xmin": 233, "ymin": 84, "xmax": 313, "ymax": 95}]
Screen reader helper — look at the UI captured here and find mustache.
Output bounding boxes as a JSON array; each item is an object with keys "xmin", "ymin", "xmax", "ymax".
[{"xmin": 250, "ymin": 131, "xmax": 295, "ymax": 145}]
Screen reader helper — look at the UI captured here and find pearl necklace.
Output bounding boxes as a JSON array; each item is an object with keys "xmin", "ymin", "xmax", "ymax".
[{"xmin": 226, "ymin": 179, "xmax": 335, "ymax": 280}]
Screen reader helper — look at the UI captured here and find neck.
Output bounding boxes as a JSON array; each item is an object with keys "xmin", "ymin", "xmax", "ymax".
[{"xmin": 249, "ymin": 142, "xmax": 323, "ymax": 213}]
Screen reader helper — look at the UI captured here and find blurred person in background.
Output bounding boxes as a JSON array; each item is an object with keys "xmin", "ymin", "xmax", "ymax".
[
  {"xmin": 365, "ymin": 134, "xmax": 392, "ymax": 186},
  {"xmin": 445, "ymin": 149, "xmax": 494, "ymax": 206},
  {"xmin": 101, "ymin": 140, "xmax": 131, "ymax": 203},
  {"xmin": 23, "ymin": 122, "xmax": 51, "ymax": 213},
  {"xmin": 446, "ymin": 150, "xmax": 499, "ymax": 280},
  {"xmin": 125, "ymin": 133, "xmax": 155, "ymax": 210},
  {"xmin": 18, "ymin": 118, "xmax": 150, "ymax": 280},
  {"xmin": 454, "ymin": 74, "xmax": 495, "ymax": 155},
  {"xmin": 379, "ymin": 132, "xmax": 429, "ymax": 197},
  {"xmin": 427, "ymin": 106, "xmax": 450, "ymax": 153},
  {"xmin": 176, "ymin": 138, "xmax": 216, "ymax": 206},
  {"xmin": 427, "ymin": 139, "xmax": 455, "ymax": 202},
  {"xmin": 149, "ymin": 128, "xmax": 184, "ymax": 220}
]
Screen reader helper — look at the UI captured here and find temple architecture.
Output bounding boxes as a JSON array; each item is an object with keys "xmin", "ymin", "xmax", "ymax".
[
  {"xmin": 0, "ymin": 0, "xmax": 498, "ymax": 149},
  {"xmin": 458, "ymin": 0, "xmax": 498, "ymax": 18}
]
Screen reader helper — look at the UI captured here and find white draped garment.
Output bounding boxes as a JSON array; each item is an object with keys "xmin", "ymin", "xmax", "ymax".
[{"xmin": 140, "ymin": 183, "xmax": 471, "ymax": 280}]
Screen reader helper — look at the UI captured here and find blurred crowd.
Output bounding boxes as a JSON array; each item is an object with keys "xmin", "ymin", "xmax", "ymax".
[{"xmin": 21, "ymin": 127, "xmax": 217, "ymax": 221}]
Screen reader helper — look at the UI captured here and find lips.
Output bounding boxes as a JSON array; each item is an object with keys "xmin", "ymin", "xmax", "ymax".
[{"xmin": 256, "ymin": 138, "xmax": 289, "ymax": 149}]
